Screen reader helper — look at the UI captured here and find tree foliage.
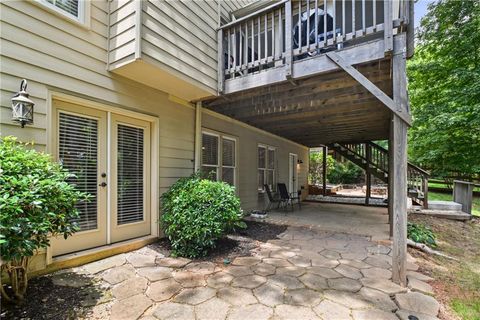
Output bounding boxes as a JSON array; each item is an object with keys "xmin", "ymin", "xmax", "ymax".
[
  {"xmin": 308, "ymin": 151, "xmax": 335, "ymax": 185},
  {"xmin": 0, "ymin": 136, "xmax": 89, "ymax": 302},
  {"xmin": 407, "ymin": 0, "xmax": 480, "ymax": 179}
]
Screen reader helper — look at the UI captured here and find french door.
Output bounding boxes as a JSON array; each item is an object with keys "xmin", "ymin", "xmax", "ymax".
[{"xmin": 51, "ymin": 100, "xmax": 151, "ymax": 256}]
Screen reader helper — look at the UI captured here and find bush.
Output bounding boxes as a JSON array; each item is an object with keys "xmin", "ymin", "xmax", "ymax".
[
  {"xmin": 0, "ymin": 136, "xmax": 89, "ymax": 303},
  {"xmin": 161, "ymin": 173, "xmax": 245, "ymax": 258},
  {"xmin": 407, "ymin": 222, "xmax": 437, "ymax": 247},
  {"xmin": 328, "ymin": 161, "xmax": 363, "ymax": 184}
]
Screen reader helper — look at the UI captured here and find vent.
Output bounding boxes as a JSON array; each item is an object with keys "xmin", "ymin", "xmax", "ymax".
[
  {"xmin": 117, "ymin": 124, "xmax": 144, "ymax": 225},
  {"xmin": 58, "ymin": 112, "xmax": 98, "ymax": 231}
]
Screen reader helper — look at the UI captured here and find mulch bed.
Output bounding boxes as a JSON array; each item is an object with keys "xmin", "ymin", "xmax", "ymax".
[
  {"xmin": 1, "ymin": 220, "xmax": 287, "ymax": 320},
  {"xmin": 147, "ymin": 220, "xmax": 287, "ymax": 263}
]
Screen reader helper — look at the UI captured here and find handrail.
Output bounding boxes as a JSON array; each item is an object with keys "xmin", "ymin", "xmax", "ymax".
[
  {"xmin": 218, "ymin": 0, "xmax": 410, "ymax": 90},
  {"xmin": 219, "ymin": 0, "xmax": 287, "ymax": 30}
]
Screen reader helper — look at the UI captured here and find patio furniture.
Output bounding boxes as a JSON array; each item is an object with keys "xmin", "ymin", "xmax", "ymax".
[
  {"xmin": 277, "ymin": 183, "xmax": 302, "ymax": 211},
  {"xmin": 264, "ymin": 184, "xmax": 281, "ymax": 212}
]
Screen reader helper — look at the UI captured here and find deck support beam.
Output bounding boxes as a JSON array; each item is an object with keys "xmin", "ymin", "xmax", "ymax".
[
  {"xmin": 391, "ymin": 34, "xmax": 408, "ymax": 287},
  {"xmin": 322, "ymin": 146, "xmax": 327, "ymax": 196},
  {"xmin": 365, "ymin": 143, "xmax": 371, "ymax": 205},
  {"xmin": 325, "ymin": 52, "xmax": 411, "ymax": 126}
]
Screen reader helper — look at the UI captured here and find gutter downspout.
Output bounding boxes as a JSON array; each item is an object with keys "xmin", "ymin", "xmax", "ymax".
[{"xmin": 194, "ymin": 101, "xmax": 202, "ymax": 172}]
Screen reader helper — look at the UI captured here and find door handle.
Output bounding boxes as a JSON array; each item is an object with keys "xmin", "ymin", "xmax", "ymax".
[{"xmin": 99, "ymin": 182, "xmax": 107, "ymax": 187}]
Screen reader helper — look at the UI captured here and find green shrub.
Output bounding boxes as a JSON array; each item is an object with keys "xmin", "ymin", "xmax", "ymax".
[
  {"xmin": 328, "ymin": 161, "xmax": 363, "ymax": 184},
  {"xmin": 407, "ymin": 222, "xmax": 437, "ymax": 247},
  {"xmin": 0, "ymin": 136, "xmax": 90, "ymax": 302},
  {"xmin": 161, "ymin": 173, "xmax": 245, "ymax": 258}
]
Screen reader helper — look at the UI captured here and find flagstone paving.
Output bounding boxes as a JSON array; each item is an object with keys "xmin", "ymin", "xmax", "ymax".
[{"xmin": 60, "ymin": 226, "xmax": 440, "ymax": 319}]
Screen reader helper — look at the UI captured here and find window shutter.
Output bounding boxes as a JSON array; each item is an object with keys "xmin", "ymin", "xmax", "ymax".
[
  {"xmin": 202, "ymin": 134, "xmax": 219, "ymax": 165},
  {"xmin": 117, "ymin": 124, "xmax": 144, "ymax": 225},
  {"xmin": 58, "ymin": 112, "xmax": 98, "ymax": 231}
]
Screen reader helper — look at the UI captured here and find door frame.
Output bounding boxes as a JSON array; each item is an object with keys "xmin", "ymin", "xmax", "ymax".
[
  {"xmin": 46, "ymin": 91, "xmax": 159, "ymax": 264},
  {"xmin": 289, "ymin": 153, "xmax": 299, "ymax": 193}
]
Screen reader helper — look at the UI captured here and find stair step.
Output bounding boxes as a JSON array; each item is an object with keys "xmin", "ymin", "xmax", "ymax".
[{"xmin": 428, "ymin": 201, "xmax": 462, "ymax": 211}]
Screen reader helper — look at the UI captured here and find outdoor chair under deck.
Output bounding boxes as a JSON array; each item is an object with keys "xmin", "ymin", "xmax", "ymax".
[
  {"xmin": 264, "ymin": 184, "xmax": 282, "ymax": 212},
  {"xmin": 277, "ymin": 183, "xmax": 302, "ymax": 211}
]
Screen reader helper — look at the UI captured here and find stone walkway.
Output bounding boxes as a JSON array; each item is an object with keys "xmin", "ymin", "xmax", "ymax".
[{"xmin": 58, "ymin": 226, "xmax": 440, "ymax": 320}]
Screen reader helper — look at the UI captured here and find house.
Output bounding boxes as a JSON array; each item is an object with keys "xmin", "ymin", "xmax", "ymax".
[{"xmin": 0, "ymin": 0, "xmax": 414, "ymax": 286}]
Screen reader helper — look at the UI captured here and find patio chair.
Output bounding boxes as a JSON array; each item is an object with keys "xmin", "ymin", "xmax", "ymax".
[
  {"xmin": 277, "ymin": 183, "xmax": 302, "ymax": 211},
  {"xmin": 264, "ymin": 184, "xmax": 281, "ymax": 212}
]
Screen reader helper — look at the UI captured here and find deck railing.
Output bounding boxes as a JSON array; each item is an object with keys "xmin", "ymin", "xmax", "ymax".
[{"xmin": 218, "ymin": 0, "xmax": 410, "ymax": 92}]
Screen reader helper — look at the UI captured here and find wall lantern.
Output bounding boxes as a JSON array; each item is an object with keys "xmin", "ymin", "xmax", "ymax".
[
  {"xmin": 297, "ymin": 159, "xmax": 304, "ymax": 164},
  {"xmin": 11, "ymin": 79, "xmax": 34, "ymax": 128}
]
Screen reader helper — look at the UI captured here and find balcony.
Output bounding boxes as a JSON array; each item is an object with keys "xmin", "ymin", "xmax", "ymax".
[{"xmin": 217, "ymin": 0, "xmax": 412, "ymax": 95}]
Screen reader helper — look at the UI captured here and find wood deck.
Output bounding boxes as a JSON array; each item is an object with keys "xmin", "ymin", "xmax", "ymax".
[{"xmin": 205, "ymin": 52, "xmax": 393, "ymax": 146}]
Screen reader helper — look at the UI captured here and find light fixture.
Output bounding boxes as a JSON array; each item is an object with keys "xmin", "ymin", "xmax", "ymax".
[
  {"xmin": 297, "ymin": 159, "xmax": 304, "ymax": 164},
  {"xmin": 11, "ymin": 79, "xmax": 34, "ymax": 128}
]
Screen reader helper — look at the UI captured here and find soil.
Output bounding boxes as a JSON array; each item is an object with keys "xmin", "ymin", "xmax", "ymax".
[
  {"xmin": 408, "ymin": 214, "xmax": 480, "ymax": 320},
  {"xmin": 146, "ymin": 220, "xmax": 287, "ymax": 264},
  {"xmin": 1, "ymin": 220, "xmax": 287, "ymax": 320}
]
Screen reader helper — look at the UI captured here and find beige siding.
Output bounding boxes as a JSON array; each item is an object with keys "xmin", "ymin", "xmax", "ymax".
[
  {"xmin": 108, "ymin": 0, "xmax": 138, "ymax": 69},
  {"xmin": 107, "ymin": 0, "xmax": 253, "ymax": 97},
  {"xmin": 0, "ymin": 0, "xmax": 195, "ymax": 196},
  {"xmin": 202, "ymin": 110, "xmax": 309, "ymax": 211}
]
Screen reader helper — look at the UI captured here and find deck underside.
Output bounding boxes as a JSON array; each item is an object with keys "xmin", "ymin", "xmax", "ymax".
[{"xmin": 204, "ymin": 58, "xmax": 393, "ymax": 147}]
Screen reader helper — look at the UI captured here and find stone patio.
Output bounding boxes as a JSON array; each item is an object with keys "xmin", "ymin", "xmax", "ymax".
[{"xmin": 57, "ymin": 225, "xmax": 440, "ymax": 320}]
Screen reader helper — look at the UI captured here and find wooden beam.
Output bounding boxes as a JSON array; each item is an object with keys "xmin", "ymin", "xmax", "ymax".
[
  {"xmin": 217, "ymin": 29, "xmax": 224, "ymax": 94},
  {"xmin": 323, "ymin": 146, "xmax": 327, "ymax": 196},
  {"xmin": 391, "ymin": 33, "xmax": 409, "ymax": 287},
  {"xmin": 326, "ymin": 51, "xmax": 411, "ymax": 125},
  {"xmin": 384, "ymin": 0, "xmax": 393, "ymax": 53},
  {"xmin": 365, "ymin": 143, "xmax": 371, "ymax": 205}
]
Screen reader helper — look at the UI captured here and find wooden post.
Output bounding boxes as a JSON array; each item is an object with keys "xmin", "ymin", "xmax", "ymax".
[
  {"xmin": 388, "ymin": 135, "xmax": 393, "ymax": 236},
  {"xmin": 284, "ymin": 0, "xmax": 293, "ymax": 78},
  {"xmin": 384, "ymin": 0, "xmax": 393, "ymax": 53},
  {"xmin": 194, "ymin": 101, "xmax": 203, "ymax": 172},
  {"xmin": 217, "ymin": 29, "xmax": 224, "ymax": 94},
  {"xmin": 391, "ymin": 33, "xmax": 408, "ymax": 287},
  {"xmin": 365, "ymin": 143, "xmax": 371, "ymax": 205},
  {"xmin": 322, "ymin": 146, "xmax": 327, "ymax": 196}
]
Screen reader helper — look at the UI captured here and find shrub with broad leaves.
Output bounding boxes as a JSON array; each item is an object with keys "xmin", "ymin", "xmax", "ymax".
[
  {"xmin": 0, "ymin": 136, "xmax": 89, "ymax": 303},
  {"xmin": 161, "ymin": 173, "xmax": 245, "ymax": 258}
]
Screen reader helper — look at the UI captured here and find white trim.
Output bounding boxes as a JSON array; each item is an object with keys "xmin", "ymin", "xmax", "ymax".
[
  {"xmin": 33, "ymin": 0, "xmax": 91, "ymax": 29},
  {"xmin": 106, "ymin": 112, "xmax": 112, "ymax": 244},
  {"xmin": 258, "ymin": 144, "xmax": 277, "ymax": 192},
  {"xmin": 202, "ymin": 108, "xmax": 308, "ymax": 150},
  {"xmin": 201, "ymin": 129, "xmax": 238, "ymax": 189}
]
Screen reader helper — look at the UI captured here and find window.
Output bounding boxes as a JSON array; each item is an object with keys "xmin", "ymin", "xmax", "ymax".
[
  {"xmin": 201, "ymin": 131, "xmax": 237, "ymax": 187},
  {"xmin": 258, "ymin": 145, "xmax": 276, "ymax": 192},
  {"xmin": 37, "ymin": 0, "xmax": 86, "ymax": 23}
]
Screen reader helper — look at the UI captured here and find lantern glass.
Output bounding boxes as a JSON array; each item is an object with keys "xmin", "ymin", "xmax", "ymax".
[{"xmin": 11, "ymin": 80, "xmax": 34, "ymax": 128}]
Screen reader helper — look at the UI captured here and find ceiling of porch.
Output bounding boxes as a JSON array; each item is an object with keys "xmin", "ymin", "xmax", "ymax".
[{"xmin": 203, "ymin": 59, "xmax": 393, "ymax": 147}]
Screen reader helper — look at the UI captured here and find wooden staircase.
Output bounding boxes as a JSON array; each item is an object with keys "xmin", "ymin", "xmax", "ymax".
[{"xmin": 328, "ymin": 142, "xmax": 430, "ymax": 208}]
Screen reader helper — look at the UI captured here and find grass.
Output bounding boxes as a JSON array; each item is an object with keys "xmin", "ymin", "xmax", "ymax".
[
  {"xmin": 451, "ymin": 299, "xmax": 480, "ymax": 320},
  {"xmin": 408, "ymin": 214, "xmax": 480, "ymax": 320},
  {"xmin": 428, "ymin": 191, "xmax": 480, "ymax": 217}
]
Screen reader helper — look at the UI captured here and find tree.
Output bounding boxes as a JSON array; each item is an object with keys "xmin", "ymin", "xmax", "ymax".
[
  {"xmin": 407, "ymin": 0, "xmax": 480, "ymax": 180},
  {"xmin": 0, "ymin": 136, "xmax": 89, "ymax": 303},
  {"xmin": 308, "ymin": 150, "xmax": 334, "ymax": 185}
]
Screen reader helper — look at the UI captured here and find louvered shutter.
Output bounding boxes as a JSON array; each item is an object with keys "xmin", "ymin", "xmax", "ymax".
[
  {"xmin": 46, "ymin": 0, "xmax": 79, "ymax": 17},
  {"xmin": 117, "ymin": 124, "xmax": 144, "ymax": 225},
  {"xmin": 58, "ymin": 112, "xmax": 98, "ymax": 231}
]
